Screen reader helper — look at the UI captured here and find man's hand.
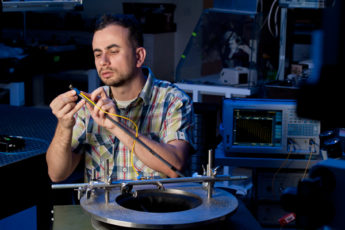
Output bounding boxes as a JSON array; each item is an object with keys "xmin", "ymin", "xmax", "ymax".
[
  {"xmin": 50, "ymin": 90, "xmax": 85, "ymax": 129},
  {"xmin": 85, "ymin": 87, "xmax": 119, "ymax": 130}
]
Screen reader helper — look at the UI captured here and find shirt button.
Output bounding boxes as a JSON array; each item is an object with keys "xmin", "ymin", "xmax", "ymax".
[{"xmin": 122, "ymin": 168, "xmax": 127, "ymax": 172}]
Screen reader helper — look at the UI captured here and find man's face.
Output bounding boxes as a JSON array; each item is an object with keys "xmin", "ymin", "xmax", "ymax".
[{"xmin": 92, "ymin": 24, "xmax": 138, "ymax": 87}]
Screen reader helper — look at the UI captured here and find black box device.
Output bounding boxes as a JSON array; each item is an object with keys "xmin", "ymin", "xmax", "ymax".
[{"xmin": 0, "ymin": 135, "xmax": 25, "ymax": 152}]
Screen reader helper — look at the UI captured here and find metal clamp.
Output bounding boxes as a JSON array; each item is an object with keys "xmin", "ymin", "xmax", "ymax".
[
  {"xmin": 155, "ymin": 181, "xmax": 165, "ymax": 191},
  {"xmin": 120, "ymin": 183, "xmax": 137, "ymax": 198}
]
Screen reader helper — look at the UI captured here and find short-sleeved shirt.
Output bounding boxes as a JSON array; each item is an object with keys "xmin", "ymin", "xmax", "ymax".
[{"xmin": 71, "ymin": 67, "xmax": 194, "ymax": 181}]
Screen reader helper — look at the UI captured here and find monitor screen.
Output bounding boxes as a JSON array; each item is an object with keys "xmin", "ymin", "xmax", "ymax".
[{"xmin": 232, "ymin": 109, "xmax": 282, "ymax": 148}]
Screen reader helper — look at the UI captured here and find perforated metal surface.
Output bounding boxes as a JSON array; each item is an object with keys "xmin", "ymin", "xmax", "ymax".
[
  {"xmin": 0, "ymin": 136, "xmax": 49, "ymax": 167},
  {"xmin": 0, "ymin": 105, "xmax": 56, "ymax": 140},
  {"xmin": 0, "ymin": 105, "xmax": 56, "ymax": 166}
]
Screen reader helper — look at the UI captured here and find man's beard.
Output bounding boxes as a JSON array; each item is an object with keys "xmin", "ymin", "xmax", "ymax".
[
  {"xmin": 103, "ymin": 76, "xmax": 127, "ymax": 87},
  {"xmin": 99, "ymin": 68, "xmax": 135, "ymax": 87}
]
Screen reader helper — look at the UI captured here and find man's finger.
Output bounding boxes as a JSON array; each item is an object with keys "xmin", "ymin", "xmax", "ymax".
[
  {"xmin": 91, "ymin": 87, "xmax": 107, "ymax": 101},
  {"xmin": 73, "ymin": 99, "xmax": 85, "ymax": 113}
]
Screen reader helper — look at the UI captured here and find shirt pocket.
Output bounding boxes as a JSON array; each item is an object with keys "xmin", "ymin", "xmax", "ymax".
[{"xmin": 86, "ymin": 133, "xmax": 115, "ymax": 159}]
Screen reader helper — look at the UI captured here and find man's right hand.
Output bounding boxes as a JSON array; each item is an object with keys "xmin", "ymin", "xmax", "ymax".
[{"xmin": 50, "ymin": 90, "xmax": 85, "ymax": 129}]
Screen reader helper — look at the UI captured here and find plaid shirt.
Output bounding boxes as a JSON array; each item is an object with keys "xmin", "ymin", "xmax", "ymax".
[{"xmin": 71, "ymin": 68, "xmax": 194, "ymax": 181}]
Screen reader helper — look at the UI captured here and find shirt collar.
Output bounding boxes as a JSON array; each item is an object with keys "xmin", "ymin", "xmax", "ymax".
[
  {"xmin": 105, "ymin": 66, "xmax": 154, "ymax": 106},
  {"xmin": 139, "ymin": 66, "xmax": 154, "ymax": 105}
]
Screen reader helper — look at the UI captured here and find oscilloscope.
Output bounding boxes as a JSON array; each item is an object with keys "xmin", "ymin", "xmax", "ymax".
[{"xmin": 222, "ymin": 98, "xmax": 321, "ymax": 156}]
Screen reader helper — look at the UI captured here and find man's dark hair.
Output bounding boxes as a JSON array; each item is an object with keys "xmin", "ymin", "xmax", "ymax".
[{"xmin": 94, "ymin": 14, "xmax": 143, "ymax": 48}]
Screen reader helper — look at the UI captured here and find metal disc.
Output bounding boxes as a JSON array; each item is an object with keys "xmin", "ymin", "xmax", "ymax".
[{"xmin": 80, "ymin": 183, "xmax": 238, "ymax": 229}]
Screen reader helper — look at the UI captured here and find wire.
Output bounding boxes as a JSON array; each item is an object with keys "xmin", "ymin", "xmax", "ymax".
[
  {"xmin": 79, "ymin": 92, "xmax": 140, "ymax": 178},
  {"xmin": 274, "ymin": 2, "xmax": 280, "ymax": 37},
  {"xmin": 268, "ymin": 0, "xmax": 278, "ymax": 37},
  {"xmin": 272, "ymin": 150, "xmax": 292, "ymax": 197},
  {"xmin": 302, "ymin": 140, "xmax": 318, "ymax": 179},
  {"xmin": 302, "ymin": 150, "xmax": 313, "ymax": 180}
]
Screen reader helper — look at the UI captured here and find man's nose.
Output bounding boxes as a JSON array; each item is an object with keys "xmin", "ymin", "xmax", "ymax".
[{"xmin": 100, "ymin": 53, "xmax": 110, "ymax": 66}]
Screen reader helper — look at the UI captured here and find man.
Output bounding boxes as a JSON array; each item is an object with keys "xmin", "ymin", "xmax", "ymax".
[{"xmin": 46, "ymin": 14, "xmax": 194, "ymax": 182}]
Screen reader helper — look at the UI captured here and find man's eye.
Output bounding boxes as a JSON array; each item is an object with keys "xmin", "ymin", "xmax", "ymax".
[
  {"xmin": 94, "ymin": 53, "xmax": 101, "ymax": 58},
  {"xmin": 110, "ymin": 49, "xmax": 119, "ymax": 54}
]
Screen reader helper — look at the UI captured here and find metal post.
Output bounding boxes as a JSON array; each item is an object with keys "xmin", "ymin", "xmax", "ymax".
[
  {"xmin": 278, "ymin": 7, "xmax": 288, "ymax": 80},
  {"xmin": 104, "ymin": 159, "xmax": 110, "ymax": 204},
  {"xmin": 207, "ymin": 149, "xmax": 214, "ymax": 199}
]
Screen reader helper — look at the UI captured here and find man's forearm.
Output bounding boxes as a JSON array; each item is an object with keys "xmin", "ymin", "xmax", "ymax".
[
  {"xmin": 110, "ymin": 123, "xmax": 189, "ymax": 178},
  {"xmin": 46, "ymin": 123, "xmax": 80, "ymax": 182}
]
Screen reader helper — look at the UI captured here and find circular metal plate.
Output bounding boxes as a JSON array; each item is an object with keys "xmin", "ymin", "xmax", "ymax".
[{"xmin": 80, "ymin": 183, "xmax": 238, "ymax": 229}]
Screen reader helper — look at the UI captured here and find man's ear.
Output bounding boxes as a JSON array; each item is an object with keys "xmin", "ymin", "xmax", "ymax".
[{"xmin": 136, "ymin": 47, "xmax": 146, "ymax": 67}]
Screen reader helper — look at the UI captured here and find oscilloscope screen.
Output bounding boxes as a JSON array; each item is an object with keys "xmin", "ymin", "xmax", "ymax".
[{"xmin": 232, "ymin": 109, "xmax": 283, "ymax": 147}]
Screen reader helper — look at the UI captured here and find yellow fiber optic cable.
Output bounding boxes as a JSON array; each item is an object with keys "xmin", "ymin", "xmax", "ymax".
[
  {"xmin": 79, "ymin": 91, "xmax": 140, "ymax": 177},
  {"xmin": 302, "ymin": 151, "xmax": 313, "ymax": 180},
  {"xmin": 70, "ymin": 85, "xmax": 186, "ymax": 178},
  {"xmin": 271, "ymin": 150, "xmax": 291, "ymax": 197}
]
